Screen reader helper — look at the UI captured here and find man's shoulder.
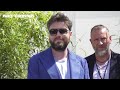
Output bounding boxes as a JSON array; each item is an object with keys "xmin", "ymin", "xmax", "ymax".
[
  {"xmin": 68, "ymin": 50, "xmax": 86, "ymax": 61},
  {"xmin": 85, "ymin": 53, "xmax": 95, "ymax": 60},
  {"xmin": 68, "ymin": 50, "xmax": 82, "ymax": 58},
  {"xmin": 30, "ymin": 48, "xmax": 50, "ymax": 59},
  {"xmin": 111, "ymin": 51, "xmax": 120, "ymax": 59},
  {"xmin": 112, "ymin": 51, "xmax": 120, "ymax": 55}
]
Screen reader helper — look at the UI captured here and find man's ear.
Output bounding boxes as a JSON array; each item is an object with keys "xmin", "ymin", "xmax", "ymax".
[
  {"xmin": 90, "ymin": 39, "xmax": 92, "ymax": 43},
  {"xmin": 70, "ymin": 31, "xmax": 72, "ymax": 36},
  {"xmin": 109, "ymin": 35, "xmax": 112, "ymax": 43}
]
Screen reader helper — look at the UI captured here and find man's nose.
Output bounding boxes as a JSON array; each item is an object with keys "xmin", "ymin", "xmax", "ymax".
[
  {"xmin": 56, "ymin": 31, "xmax": 61, "ymax": 36},
  {"xmin": 98, "ymin": 40, "xmax": 103, "ymax": 45}
]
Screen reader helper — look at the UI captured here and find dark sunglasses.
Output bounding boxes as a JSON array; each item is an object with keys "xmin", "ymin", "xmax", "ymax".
[{"xmin": 49, "ymin": 29, "xmax": 69, "ymax": 35}]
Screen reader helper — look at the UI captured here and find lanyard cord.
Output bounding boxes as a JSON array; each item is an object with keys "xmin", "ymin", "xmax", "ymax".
[{"xmin": 96, "ymin": 60, "xmax": 109, "ymax": 79}]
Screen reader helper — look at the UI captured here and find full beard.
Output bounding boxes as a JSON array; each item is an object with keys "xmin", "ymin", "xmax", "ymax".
[{"xmin": 50, "ymin": 40, "xmax": 69, "ymax": 51}]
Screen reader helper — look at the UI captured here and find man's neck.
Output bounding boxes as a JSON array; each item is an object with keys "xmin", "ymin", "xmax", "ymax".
[
  {"xmin": 52, "ymin": 48, "xmax": 68, "ymax": 60},
  {"xmin": 95, "ymin": 51, "xmax": 111, "ymax": 65}
]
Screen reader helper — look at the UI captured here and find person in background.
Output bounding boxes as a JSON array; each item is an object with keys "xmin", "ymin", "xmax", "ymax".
[
  {"xmin": 85, "ymin": 24, "xmax": 120, "ymax": 79},
  {"xmin": 27, "ymin": 12, "xmax": 89, "ymax": 79}
]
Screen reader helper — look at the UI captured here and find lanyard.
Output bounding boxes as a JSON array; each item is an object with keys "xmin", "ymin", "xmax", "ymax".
[{"xmin": 95, "ymin": 60, "xmax": 109, "ymax": 79}]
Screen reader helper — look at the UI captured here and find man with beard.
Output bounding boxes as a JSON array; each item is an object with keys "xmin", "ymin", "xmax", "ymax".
[
  {"xmin": 27, "ymin": 12, "xmax": 89, "ymax": 79},
  {"xmin": 85, "ymin": 24, "xmax": 120, "ymax": 79}
]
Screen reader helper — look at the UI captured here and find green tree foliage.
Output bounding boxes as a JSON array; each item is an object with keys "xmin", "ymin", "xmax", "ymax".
[{"xmin": 0, "ymin": 11, "xmax": 54, "ymax": 79}]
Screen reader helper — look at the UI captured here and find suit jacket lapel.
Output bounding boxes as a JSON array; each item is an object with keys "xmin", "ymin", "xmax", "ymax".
[
  {"xmin": 86, "ymin": 53, "xmax": 96, "ymax": 79},
  {"xmin": 68, "ymin": 51, "xmax": 81, "ymax": 79},
  {"xmin": 109, "ymin": 51, "xmax": 118, "ymax": 79},
  {"xmin": 40, "ymin": 48, "xmax": 60, "ymax": 79},
  {"xmin": 89, "ymin": 54, "xmax": 96, "ymax": 79}
]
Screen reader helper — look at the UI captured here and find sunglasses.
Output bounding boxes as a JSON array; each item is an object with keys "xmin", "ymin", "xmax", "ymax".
[{"xmin": 49, "ymin": 29, "xmax": 69, "ymax": 35}]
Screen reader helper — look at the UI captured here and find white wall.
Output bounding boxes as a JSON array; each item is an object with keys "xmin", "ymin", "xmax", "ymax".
[{"xmin": 63, "ymin": 11, "xmax": 120, "ymax": 57}]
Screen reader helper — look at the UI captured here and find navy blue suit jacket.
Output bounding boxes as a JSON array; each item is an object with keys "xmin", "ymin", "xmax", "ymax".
[{"xmin": 27, "ymin": 47, "xmax": 89, "ymax": 79}]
